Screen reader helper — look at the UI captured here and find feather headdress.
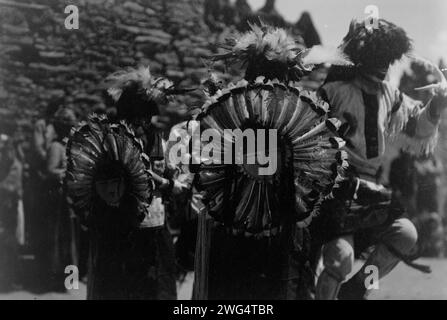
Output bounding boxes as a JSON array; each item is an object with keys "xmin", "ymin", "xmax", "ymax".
[
  {"xmin": 104, "ymin": 66, "xmax": 194, "ymax": 123},
  {"xmin": 201, "ymin": 72, "xmax": 225, "ymax": 98},
  {"xmin": 341, "ymin": 18, "xmax": 412, "ymax": 71},
  {"xmin": 212, "ymin": 22, "xmax": 351, "ymax": 83},
  {"xmin": 301, "ymin": 45, "xmax": 353, "ymax": 67},
  {"xmin": 106, "ymin": 66, "xmax": 173, "ymax": 104}
]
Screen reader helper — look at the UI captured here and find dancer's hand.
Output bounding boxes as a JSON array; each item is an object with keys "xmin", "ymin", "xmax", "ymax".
[{"xmin": 172, "ymin": 180, "xmax": 189, "ymax": 195}]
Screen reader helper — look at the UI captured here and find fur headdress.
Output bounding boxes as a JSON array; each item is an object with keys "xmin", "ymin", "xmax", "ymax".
[{"xmin": 341, "ymin": 18, "xmax": 412, "ymax": 72}]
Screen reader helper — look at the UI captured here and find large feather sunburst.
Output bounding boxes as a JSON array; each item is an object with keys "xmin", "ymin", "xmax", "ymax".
[
  {"xmin": 66, "ymin": 115, "xmax": 152, "ymax": 213},
  {"xmin": 197, "ymin": 77, "xmax": 347, "ymax": 236}
]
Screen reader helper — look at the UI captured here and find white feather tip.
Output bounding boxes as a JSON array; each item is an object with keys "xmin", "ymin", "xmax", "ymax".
[{"xmin": 301, "ymin": 45, "xmax": 353, "ymax": 67}]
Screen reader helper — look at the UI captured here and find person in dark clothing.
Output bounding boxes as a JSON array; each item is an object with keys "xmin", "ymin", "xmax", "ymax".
[
  {"xmin": 87, "ymin": 188, "xmax": 140, "ymax": 299},
  {"xmin": 66, "ymin": 116, "xmax": 152, "ymax": 300},
  {"xmin": 24, "ymin": 102, "xmax": 59, "ymax": 290},
  {"xmin": 42, "ymin": 108, "xmax": 77, "ymax": 292},
  {"xmin": 192, "ymin": 25, "xmax": 347, "ymax": 300},
  {"xmin": 124, "ymin": 131, "xmax": 178, "ymax": 300},
  {"xmin": 92, "ymin": 65, "xmax": 189, "ymax": 299}
]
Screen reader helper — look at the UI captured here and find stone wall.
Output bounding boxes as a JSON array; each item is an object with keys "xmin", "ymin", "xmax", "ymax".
[{"xmin": 0, "ymin": 0, "xmax": 322, "ymax": 133}]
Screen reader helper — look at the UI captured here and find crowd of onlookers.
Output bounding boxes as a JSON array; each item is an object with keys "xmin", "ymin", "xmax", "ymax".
[{"xmin": 0, "ymin": 101, "xmax": 81, "ymax": 292}]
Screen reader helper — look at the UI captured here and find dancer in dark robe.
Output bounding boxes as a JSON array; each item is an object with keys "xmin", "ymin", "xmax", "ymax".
[
  {"xmin": 105, "ymin": 67, "xmax": 189, "ymax": 299},
  {"xmin": 68, "ymin": 66, "xmax": 189, "ymax": 299},
  {"xmin": 87, "ymin": 167, "xmax": 142, "ymax": 299},
  {"xmin": 67, "ymin": 116, "xmax": 152, "ymax": 299},
  {"xmin": 193, "ymin": 23, "xmax": 351, "ymax": 299}
]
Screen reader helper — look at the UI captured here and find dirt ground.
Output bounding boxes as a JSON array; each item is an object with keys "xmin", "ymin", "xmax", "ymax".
[
  {"xmin": 0, "ymin": 258, "xmax": 446, "ymax": 300},
  {"xmin": 367, "ymin": 258, "xmax": 447, "ymax": 300}
]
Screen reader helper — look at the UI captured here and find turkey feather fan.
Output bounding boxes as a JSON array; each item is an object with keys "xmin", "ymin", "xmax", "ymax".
[
  {"xmin": 66, "ymin": 115, "xmax": 152, "ymax": 213},
  {"xmin": 197, "ymin": 78, "xmax": 345, "ymax": 236}
]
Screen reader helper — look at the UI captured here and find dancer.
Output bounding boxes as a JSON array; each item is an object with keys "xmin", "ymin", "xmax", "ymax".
[
  {"xmin": 312, "ymin": 18, "xmax": 447, "ymax": 300},
  {"xmin": 105, "ymin": 67, "xmax": 189, "ymax": 299},
  {"xmin": 67, "ymin": 116, "xmax": 152, "ymax": 299},
  {"xmin": 68, "ymin": 66, "xmax": 189, "ymax": 299},
  {"xmin": 194, "ymin": 23, "xmax": 350, "ymax": 299}
]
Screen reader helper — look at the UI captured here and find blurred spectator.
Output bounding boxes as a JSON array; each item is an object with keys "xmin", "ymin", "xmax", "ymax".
[
  {"xmin": 33, "ymin": 102, "xmax": 59, "ymax": 164},
  {"xmin": 38, "ymin": 107, "xmax": 77, "ymax": 292},
  {"xmin": 394, "ymin": 57, "xmax": 447, "ymax": 258},
  {"xmin": 414, "ymin": 155, "xmax": 444, "ymax": 257},
  {"xmin": 389, "ymin": 150, "xmax": 418, "ymax": 216},
  {"xmin": 23, "ymin": 101, "xmax": 60, "ymax": 289},
  {"xmin": 0, "ymin": 134, "xmax": 23, "ymax": 291},
  {"xmin": 390, "ymin": 151, "xmax": 444, "ymax": 257}
]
